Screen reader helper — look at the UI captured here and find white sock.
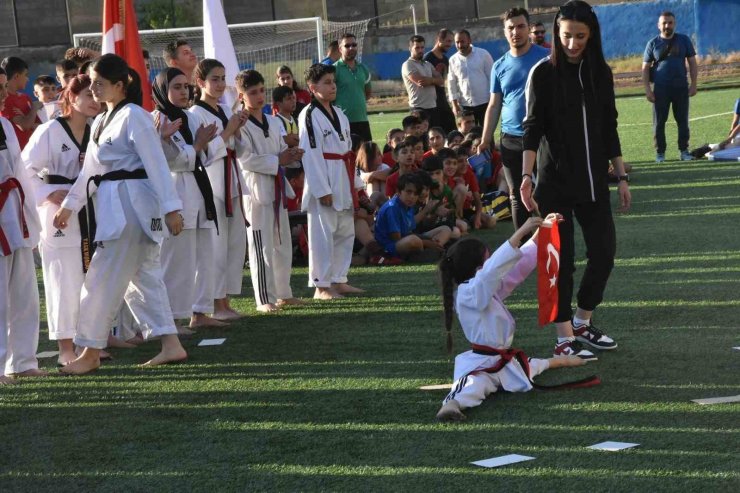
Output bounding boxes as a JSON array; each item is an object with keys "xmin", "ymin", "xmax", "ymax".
[
  {"xmin": 557, "ymin": 336, "xmax": 575, "ymax": 344},
  {"xmin": 573, "ymin": 316, "xmax": 590, "ymax": 327}
]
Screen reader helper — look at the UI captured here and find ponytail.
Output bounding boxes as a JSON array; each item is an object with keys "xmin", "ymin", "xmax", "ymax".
[
  {"xmin": 439, "ymin": 256, "xmax": 456, "ymax": 354},
  {"xmin": 127, "ymin": 68, "xmax": 143, "ymax": 106}
]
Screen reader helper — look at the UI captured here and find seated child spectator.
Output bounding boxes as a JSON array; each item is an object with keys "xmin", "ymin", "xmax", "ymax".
[
  {"xmin": 423, "ymin": 126, "xmax": 446, "ymax": 159},
  {"xmin": 435, "ymin": 214, "xmax": 587, "ymax": 422},
  {"xmin": 706, "ymin": 98, "xmax": 740, "ymax": 160},
  {"xmin": 382, "ymin": 127, "xmax": 404, "ymax": 167},
  {"xmin": 285, "ymin": 165, "xmax": 309, "ymax": 262},
  {"xmin": 417, "ymin": 157, "xmax": 461, "ymax": 239},
  {"xmin": 286, "ymin": 165, "xmax": 304, "ymax": 213},
  {"xmin": 457, "ymin": 110, "xmax": 475, "ymax": 135},
  {"xmin": 356, "ymin": 141, "xmax": 390, "ymax": 207},
  {"xmin": 272, "ymin": 85, "xmax": 299, "ymax": 148},
  {"xmin": 446, "ymin": 130, "xmax": 464, "ymax": 147},
  {"xmin": 449, "ymin": 146, "xmax": 496, "ymax": 230},
  {"xmin": 32, "ymin": 75, "xmax": 58, "ymax": 123},
  {"xmin": 425, "ymin": 148, "xmax": 469, "ymax": 236},
  {"xmin": 410, "ymin": 109, "xmax": 431, "ymax": 150},
  {"xmin": 402, "ymin": 114, "xmax": 423, "ymax": 139},
  {"xmin": 375, "ymin": 173, "xmax": 450, "ymax": 259},
  {"xmin": 385, "ymin": 136, "xmax": 420, "ymax": 198}
]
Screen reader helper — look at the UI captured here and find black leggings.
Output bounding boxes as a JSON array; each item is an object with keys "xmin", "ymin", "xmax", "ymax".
[
  {"xmin": 538, "ymin": 194, "xmax": 616, "ymax": 323},
  {"xmin": 500, "ymin": 133, "xmax": 529, "ymax": 230}
]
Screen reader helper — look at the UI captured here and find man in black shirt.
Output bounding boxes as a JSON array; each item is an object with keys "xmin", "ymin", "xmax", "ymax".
[{"xmin": 423, "ymin": 29, "xmax": 457, "ymax": 133}]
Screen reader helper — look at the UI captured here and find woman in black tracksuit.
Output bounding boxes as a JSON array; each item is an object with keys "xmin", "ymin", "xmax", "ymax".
[{"xmin": 520, "ymin": 0, "xmax": 631, "ymax": 361}]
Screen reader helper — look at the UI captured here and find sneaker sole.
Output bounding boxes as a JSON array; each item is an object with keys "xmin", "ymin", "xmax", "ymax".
[
  {"xmin": 553, "ymin": 353, "xmax": 598, "ymax": 362},
  {"xmin": 575, "ymin": 336, "xmax": 618, "ymax": 350}
]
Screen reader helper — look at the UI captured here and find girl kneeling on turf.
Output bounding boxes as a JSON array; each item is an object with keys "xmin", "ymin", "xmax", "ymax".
[{"xmin": 436, "ymin": 214, "xmax": 588, "ymax": 421}]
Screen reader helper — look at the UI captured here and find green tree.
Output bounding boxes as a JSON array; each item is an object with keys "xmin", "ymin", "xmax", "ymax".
[{"xmin": 137, "ymin": 0, "xmax": 199, "ymax": 30}]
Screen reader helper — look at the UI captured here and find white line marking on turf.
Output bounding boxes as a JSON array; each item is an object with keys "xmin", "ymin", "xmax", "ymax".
[
  {"xmin": 691, "ymin": 395, "xmax": 740, "ymax": 405},
  {"xmin": 621, "ymin": 111, "xmax": 732, "ymax": 127}
]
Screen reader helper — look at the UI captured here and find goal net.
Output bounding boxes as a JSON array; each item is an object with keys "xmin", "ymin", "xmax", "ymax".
[{"xmin": 73, "ymin": 17, "xmax": 373, "ymax": 95}]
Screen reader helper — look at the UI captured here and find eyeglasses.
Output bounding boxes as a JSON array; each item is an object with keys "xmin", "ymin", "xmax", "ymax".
[
  {"xmin": 344, "ymin": 43, "xmax": 358, "ymax": 48},
  {"xmin": 532, "ymin": 30, "xmax": 545, "ymax": 35}
]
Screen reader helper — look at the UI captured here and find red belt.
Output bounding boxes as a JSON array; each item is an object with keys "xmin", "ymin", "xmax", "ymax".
[
  {"xmin": 471, "ymin": 344, "xmax": 600, "ymax": 390},
  {"xmin": 0, "ymin": 178, "xmax": 29, "ymax": 256},
  {"xmin": 322, "ymin": 151, "xmax": 358, "ymax": 209},
  {"xmin": 224, "ymin": 149, "xmax": 247, "ymax": 225}
]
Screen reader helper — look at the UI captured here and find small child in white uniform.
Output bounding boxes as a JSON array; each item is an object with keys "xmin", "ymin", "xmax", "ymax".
[{"xmin": 436, "ymin": 214, "xmax": 588, "ymax": 421}]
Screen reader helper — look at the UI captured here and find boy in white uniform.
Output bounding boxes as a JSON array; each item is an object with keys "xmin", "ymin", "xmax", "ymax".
[
  {"xmin": 0, "ymin": 108, "xmax": 45, "ymax": 383},
  {"xmin": 298, "ymin": 64, "xmax": 364, "ymax": 300},
  {"xmin": 235, "ymin": 70, "xmax": 304, "ymax": 312},
  {"xmin": 190, "ymin": 59, "xmax": 248, "ymax": 319}
]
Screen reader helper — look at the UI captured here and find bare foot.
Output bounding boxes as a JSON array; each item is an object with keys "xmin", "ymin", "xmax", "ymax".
[
  {"xmin": 107, "ymin": 334, "xmax": 137, "ymax": 349},
  {"xmin": 60, "ymin": 355, "xmax": 101, "ymax": 375},
  {"xmin": 11, "ymin": 368, "xmax": 49, "ymax": 378},
  {"xmin": 125, "ymin": 333, "xmax": 145, "ymax": 345},
  {"xmin": 256, "ymin": 303, "xmax": 279, "ymax": 313},
  {"xmin": 332, "ymin": 283, "xmax": 365, "ymax": 294},
  {"xmin": 190, "ymin": 313, "xmax": 230, "ymax": 328},
  {"xmin": 313, "ymin": 287, "xmax": 344, "ymax": 300},
  {"xmin": 140, "ymin": 347, "xmax": 188, "ymax": 367},
  {"xmin": 99, "ymin": 349, "xmax": 113, "ymax": 361},
  {"xmin": 276, "ymin": 297, "xmax": 306, "ymax": 307},
  {"xmin": 436, "ymin": 400, "xmax": 466, "ymax": 422},
  {"xmin": 58, "ymin": 349, "xmax": 78, "ymax": 366},
  {"xmin": 177, "ymin": 326, "xmax": 196, "ymax": 336},
  {"xmin": 0, "ymin": 375, "xmax": 19, "ymax": 385},
  {"xmin": 212, "ymin": 310, "xmax": 242, "ymax": 321}
]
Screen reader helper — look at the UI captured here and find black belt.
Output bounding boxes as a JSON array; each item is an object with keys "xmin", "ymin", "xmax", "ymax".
[
  {"xmin": 44, "ymin": 174, "xmax": 76, "ymax": 185},
  {"xmin": 85, "ymin": 169, "xmax": 148, "ymax": 270}
]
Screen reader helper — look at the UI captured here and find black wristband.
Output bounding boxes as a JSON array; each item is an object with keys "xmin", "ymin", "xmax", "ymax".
[{"xmin": 522, "ymin": 173, "xmax": 532, "ymax": 180}]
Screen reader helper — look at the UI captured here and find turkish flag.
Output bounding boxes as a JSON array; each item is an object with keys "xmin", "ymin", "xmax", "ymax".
[
  {"xmin": 102, "ymin": 0, "xmax": 153, "ymax": 110},
  {"xmin": 537, "ymin": 221, "xmax": 560, "ymax": 326}
]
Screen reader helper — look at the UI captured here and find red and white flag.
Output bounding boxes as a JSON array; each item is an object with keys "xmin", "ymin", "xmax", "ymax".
[
  {"xmin": 102, "ymin": 0, "xmax": 153, "ymax": 110},
  {"xmin": 203, "ymin": 0, "xmax": 241, "ymax": 110},
  {"xmin": 537, "ymin": 221, "xmax": 560, "ymax": 326}
]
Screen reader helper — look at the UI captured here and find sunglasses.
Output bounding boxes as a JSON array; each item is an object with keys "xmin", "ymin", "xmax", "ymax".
[
  {"xmin": 532, "ymin": 30, "xmax": 546, "ymax": 35},
  {"xmin": 344, "ymin": 43, "xmax": 358, "ymax": 48}
]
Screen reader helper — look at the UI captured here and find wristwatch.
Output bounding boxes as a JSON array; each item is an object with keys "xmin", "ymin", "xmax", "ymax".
[{"xmin": 618, "ymin": 174, "xmax": 629, "ymax": 183}]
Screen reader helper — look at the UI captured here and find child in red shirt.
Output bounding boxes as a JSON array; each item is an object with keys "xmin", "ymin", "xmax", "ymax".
[{"xmin": 0, "ymin": 57, "xmax": 40, "ymax": 149}]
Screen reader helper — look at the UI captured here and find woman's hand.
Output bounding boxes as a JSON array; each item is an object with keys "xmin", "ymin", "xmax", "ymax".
[
  {"xmin": 165, "ymin": 211, "xmax": 184, "ymax": 236},
  {"xmin": 617, "ymin": 181, "xmax": 631, "ymax": 213},
  {"xmin": 53, "ymin": 208, "xmax": 73, "ymax": 230},
  {"xmin": 46, "ymin": 190, "xmax": 68, "ymax": 206},
  {"xmin": 520, "ymin": 175, "xmax": 538, "ymax": 213},
  {"xmin": 156, "ymin": 113, "xmax": 182, "ymax": 140},
  {"xmin": 194, "ymin": 122, "xmax": 219, "ymax": 152}
]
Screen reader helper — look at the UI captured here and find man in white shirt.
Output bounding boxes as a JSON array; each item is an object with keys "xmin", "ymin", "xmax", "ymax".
[{"xmin": 447, "ymin": 30, "xmax": 493, "ymax": 126}]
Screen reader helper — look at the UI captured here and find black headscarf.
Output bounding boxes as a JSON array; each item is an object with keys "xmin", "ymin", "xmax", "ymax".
[
  {"xmin": 152, "ymin": 67, "xmax": 194, "ymax": 144},
  {"xmin": 152, "ymin": 67, "xmax": 218, "ymax": 230}
]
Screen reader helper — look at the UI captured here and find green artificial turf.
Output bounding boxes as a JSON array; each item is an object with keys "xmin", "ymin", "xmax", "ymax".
[{"xmin": 1, "ymin": 88, "xmax": 738, "ymax": 492}]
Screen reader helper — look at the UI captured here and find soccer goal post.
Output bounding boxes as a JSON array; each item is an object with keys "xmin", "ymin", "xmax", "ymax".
[{"xmin": 73, "ymin": 16, "xmax": 372, "ymax": 89}]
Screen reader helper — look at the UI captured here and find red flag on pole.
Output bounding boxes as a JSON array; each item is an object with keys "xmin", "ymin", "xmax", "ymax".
[
  {"xmin": 101, "ymin": 0, "xmax": 153, "ymax": 110},
  {"xmin": 537, "ymin": 221, "xmax": 560, "ymax": 326}
]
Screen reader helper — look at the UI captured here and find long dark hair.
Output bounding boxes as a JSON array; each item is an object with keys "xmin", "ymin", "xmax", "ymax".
[
  {"xmin": 551, "ymin": 1, "xmax": 612, "ymax": 89},
  {"xmin": 90, "ymin": 54, "xmax": 143, "ymax": 106},
  {"xmin": 438, "ymin": 237, "xmax": 488, "ymax": 354},
  {"xmin": 193, "ymin": 58, "xmax": 225, "ymax": 102}
]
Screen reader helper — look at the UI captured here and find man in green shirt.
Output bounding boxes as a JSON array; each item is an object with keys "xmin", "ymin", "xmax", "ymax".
[{"xmin": 334, "ymin": 33, "xmax": 373, "ymax": 142}]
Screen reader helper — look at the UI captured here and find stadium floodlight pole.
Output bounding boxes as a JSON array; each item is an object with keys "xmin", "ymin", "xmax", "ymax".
[{"xmin": 411, "ymin": 4, "xmax": 417, "ymax": 35}]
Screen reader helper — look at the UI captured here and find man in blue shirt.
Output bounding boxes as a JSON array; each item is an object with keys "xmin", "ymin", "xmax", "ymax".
[
  {"xmin": 477, "ymin": 7, "xmax": 548, "ymax": 230},
  {"xmin": 642, "ymin": 11, "xmax": 698, "ymax": 162}
]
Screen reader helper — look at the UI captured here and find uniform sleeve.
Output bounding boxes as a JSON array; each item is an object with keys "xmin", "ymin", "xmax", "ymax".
[
  {"xmin": 522, "ymin": 64, "xmax": 548, "ymax": 153},
  {"xmin": 496, "ymin": 238, "xmax": 537, "ymax": 301},
  {"xmin": 298, "ymin": 109, "xmax": 332, "ymax": 199},
  {"xmin": 601, "ymin": 72, "xmax": 622, "ymax": 160},
  {"xmin": 235, "ymin": 125, "xmax": 280, "ymax": 176},
  {"xmin": 458, "ymin": 240, "xmax": 522, "ymax": 309},
  {"xmin": 21, "ymin": 123, "xmax": 55, "ymax": 206},
  {"xmin": 60, "ymin": 140, "xmax": 101, "ymax": 213},
  {"xmin": 129, "ymin": 112, "xmax": 182, "ymax": 215}
]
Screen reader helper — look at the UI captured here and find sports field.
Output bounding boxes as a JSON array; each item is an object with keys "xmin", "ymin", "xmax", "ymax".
[{"xmin": 1, "ymin": 88, "xmax": 738, "ymax": 491}]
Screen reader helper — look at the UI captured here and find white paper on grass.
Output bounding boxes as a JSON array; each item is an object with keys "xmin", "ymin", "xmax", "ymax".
[
  {"xmin": 471, "ymin": 454, "xmax": 535, "ymax": 468},
  {"xmin": 588, "ymin": 441, "xmax": 640, "ymax": 451},
  {"xmin": 198, "ymin": 338, "xmax": 226, "ymax": 347},
  {"xmin": 691, "ymin": 395, "xmax": 740, "ymax": 405},
  {"xmin": 732, "ymin": 346, "xmax": 740, "ymax": 351},
  {"xmin": 419, "ymin": 384, "xmax": 453, "ymax": 391},
  {"xmin": 36, "ymin": 351, "xmax": 60, "ymax": 358}
]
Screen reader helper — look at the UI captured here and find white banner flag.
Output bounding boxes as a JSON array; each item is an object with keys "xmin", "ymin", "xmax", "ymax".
[{"xmin": 203, "ymin": 0, "xmax": 241, "ymax": 109}]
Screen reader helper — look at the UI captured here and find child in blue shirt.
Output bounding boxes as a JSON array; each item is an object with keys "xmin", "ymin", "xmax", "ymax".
[{"xmin": 375, "ymin": 172, "xmax": 450, "ymax": 258}]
